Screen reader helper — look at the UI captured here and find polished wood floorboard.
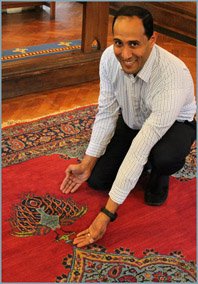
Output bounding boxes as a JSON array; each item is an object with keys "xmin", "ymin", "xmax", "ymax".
[
  {"xmin": 2, "ymin": 2, "xmax": 83, "ymax": 49},
  {"xmin": 2, "ymin": 2, "xmax": 196, "ymax": 125}
]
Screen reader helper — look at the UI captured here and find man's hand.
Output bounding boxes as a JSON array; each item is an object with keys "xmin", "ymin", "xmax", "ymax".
[
  {"xmin": 73, "ymin": 212, "xmax": 111, "ymax": 247},
  {"xmin": 60, "ymin": 154, "xmax": 98, "ymax": 194},
  {"xmin": 60, "ymin": 163, "xmax": 91, "ymax": 194}
]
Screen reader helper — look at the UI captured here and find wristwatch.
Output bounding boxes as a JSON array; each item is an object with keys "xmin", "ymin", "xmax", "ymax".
[{"xmin": 101, "ymin": 206, "xmax": 117, "ymax": 222}]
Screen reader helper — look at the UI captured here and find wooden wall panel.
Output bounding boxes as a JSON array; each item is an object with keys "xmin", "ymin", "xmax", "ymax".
[{"xmin": 110, "ymin": 2, "xmax": 196, "ymax": 43}]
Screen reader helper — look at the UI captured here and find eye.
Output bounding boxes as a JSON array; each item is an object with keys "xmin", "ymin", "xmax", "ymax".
[
  {"xmin": 113, "ymin": 39, "xmax": 122, "ymax": 47},
  {"xmin": 129, "ymin": 41, "xmax": 139, "ymax": 48}
]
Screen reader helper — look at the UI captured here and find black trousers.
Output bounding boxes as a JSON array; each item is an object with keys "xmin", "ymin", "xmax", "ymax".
[{"xmin": 87, "ymin": 114, "xmax": 196, "ymax": 191}]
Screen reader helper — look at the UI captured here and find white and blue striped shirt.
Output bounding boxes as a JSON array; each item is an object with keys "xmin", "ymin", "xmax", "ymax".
[{"xmin": 86, "ymin": 44, "xmax": 196, "ymax": 204}]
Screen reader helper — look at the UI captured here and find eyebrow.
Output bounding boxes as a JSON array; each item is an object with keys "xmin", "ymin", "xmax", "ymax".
[
  {"xmin": 113, "ymin": 38, "xmax": 140, "ymax": 44},
  {"xmin": 113, "ymin": 38, "xmax": 121, "ymax": 42},
  {"xmin": 128, "ymin": 40, "xmax": 140, "ymax": 44}
]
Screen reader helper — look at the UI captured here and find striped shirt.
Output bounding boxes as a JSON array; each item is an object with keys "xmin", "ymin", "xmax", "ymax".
[{"xmin": 86, "ymin": 44, "xmax": 196, "ymax": 204}]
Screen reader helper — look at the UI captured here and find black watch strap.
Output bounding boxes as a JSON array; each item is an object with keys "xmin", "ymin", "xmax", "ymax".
[{"xmin": 101, "ymin": 206, "xmax": 117, "ymax": 222}]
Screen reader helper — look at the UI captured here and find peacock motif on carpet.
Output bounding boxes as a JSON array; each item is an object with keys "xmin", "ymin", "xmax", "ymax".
[{"xmin": 7, "ymin": 193, "xmax": 87, "ymax": 239}]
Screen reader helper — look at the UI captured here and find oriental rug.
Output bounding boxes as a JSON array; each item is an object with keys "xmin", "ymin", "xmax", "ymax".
[
  {"xmin": 1, "ymin": 39, "xmax": 96, "ymax": 63},
  {"xmin": 2, "ymin": 105, "xmax": 197, "ymax": 282}
]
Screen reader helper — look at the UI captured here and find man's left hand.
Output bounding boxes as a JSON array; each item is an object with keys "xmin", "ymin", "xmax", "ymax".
[{"xmin": 73, "ymin": 212, "xmax": 111, "ymax": 247}]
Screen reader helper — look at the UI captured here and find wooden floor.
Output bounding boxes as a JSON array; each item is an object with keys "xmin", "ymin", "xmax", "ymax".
[{"xmin": 2, "ymin": 2, "xmax": 196, "ymax": 126}]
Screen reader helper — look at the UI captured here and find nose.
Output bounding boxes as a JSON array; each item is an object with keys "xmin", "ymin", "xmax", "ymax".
[{"xmin": 121, "ymin": 46, "xmax": 132, "ymax": 60}]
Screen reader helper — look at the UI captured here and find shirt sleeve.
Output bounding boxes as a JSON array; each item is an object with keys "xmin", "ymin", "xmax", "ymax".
[
  {"xmin": 109, "ymin": 68, "xmax": 192, "ymax": 204},
  {"xmin": 86, "ymin": 50, "xmax": 120, "ymax": 158}
]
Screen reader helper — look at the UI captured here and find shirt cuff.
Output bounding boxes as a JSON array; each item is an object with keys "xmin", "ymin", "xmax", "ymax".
[
  {"xmin": 86, "ymin": 141, "xmax": 106, "ymax": 158},
  {"xmin": 109, "ymin": 185, "xmax": 129, "ymax": 204}
]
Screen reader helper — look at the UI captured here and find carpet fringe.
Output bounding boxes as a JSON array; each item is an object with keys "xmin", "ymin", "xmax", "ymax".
[{"xmin": 2, "ymin": 104, "xmax": 98, "ymax": 128}]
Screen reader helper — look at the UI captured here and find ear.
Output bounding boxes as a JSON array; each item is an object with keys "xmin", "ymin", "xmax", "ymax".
[{"xmin": 150, "ymin": 31, "xmax": 157, "ymax": 47}]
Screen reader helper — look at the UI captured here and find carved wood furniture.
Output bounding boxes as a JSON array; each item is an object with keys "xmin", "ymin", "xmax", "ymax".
[
  {"xmin": 2, "ymin": 2, "xmax": 196, "ymax": 99},
  {"xmin": 2, "ymin": 2, "xmax": 56, "ymax": 19},
  {"xmin": 2, "ymin": 2, "xmax": 109, "ymax": 99}
]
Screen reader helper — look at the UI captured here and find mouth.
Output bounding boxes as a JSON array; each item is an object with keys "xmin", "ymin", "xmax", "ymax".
[{"xmin": 122, "ymin": 59, "xmax": 137, "ymax": 67}]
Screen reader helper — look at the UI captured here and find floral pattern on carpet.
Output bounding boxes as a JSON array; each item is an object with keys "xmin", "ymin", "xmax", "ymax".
[
  {"xmin": 6, "ymin": 191, "xmax": 197, "ymax": 283},
  {"xmin": 2, "ymin": 105, "xmax": 196, "ymax": 181},
  {"xmin": 172, "ymin": 141, "xmax": 197, "ymax": 181},
  {"xmin": 2, "ymin": 106, "xmax": 97, "ymax": 167},
  {"xmin": 56, "ymin": 244, "xmax": 196, "ymax": 283}
]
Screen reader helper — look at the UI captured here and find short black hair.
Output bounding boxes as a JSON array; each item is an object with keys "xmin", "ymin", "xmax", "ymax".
[{"xmin": 112, "ymin": 6, "xmax": 154, "ymax": 39}]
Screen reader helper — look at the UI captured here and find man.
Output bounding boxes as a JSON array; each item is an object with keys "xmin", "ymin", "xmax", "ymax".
[{"xmin": 60, "ymin": 6, "xmax": 196, "ymax": 247}]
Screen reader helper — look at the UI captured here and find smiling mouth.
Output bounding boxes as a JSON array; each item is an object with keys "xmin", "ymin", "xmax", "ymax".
[{"xmin": 122, "ymin": 59, "xmax": 137, "ymax": 67}]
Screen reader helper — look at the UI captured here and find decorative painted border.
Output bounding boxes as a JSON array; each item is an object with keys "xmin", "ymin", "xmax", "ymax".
[{"xmin": 2, "ymin": 39, "xmax": 97, "ymax": 63}]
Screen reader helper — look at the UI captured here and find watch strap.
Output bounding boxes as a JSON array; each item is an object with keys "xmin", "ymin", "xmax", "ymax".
[{"xmin": 101, "ymin": 206, "xmax": 117, "ymax": 222}]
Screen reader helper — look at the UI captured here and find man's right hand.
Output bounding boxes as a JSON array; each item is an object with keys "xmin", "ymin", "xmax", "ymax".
[
  {"xmin": 60, "ymin": 155, "xmax": 98, "ymax": 194},
  {"xmin": 60, "ymin": 163, "xmax": 91, "ymax": 194}
]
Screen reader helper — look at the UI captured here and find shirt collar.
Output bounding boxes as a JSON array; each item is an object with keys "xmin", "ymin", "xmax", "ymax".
[{"xmin": 136, "ymin": 45, "xmax": 156, "ymax": 83}]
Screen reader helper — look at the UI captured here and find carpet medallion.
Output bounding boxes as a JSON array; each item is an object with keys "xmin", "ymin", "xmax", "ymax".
[
  {"xmin": 2, "ymin": 106, "xmax": 197, "ymax": 282},
  {"xmin": 56, "ymin": 245, "xmax": 196, "ymax": 283}
]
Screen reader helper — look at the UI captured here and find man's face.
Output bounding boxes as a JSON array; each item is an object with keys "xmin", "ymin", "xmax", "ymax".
[{"xmin": 113, "ymin": 16, "xmax": 156, "ymax": 75}]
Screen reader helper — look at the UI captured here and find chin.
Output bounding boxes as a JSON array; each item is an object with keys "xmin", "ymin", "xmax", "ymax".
[
  {"xmin": 122, "ymin": 67, "xmax": 137, "ymax": 75},
  {"xmin": 120, "ymin": 63, "xmax": 138, "ymax": 75}
]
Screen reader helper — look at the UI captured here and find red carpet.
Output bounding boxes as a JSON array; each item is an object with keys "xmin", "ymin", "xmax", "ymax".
[{"xmin": 2, "ymin": 106, "xmax": 197, "ymax": 282}]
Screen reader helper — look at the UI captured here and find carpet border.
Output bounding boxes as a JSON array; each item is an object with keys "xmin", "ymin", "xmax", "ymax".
[{"xmin": 2, "ymin": 104, "xmax": 98, "ymax": 129}]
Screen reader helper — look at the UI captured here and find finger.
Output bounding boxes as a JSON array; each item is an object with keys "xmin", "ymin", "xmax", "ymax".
[
  {"xmin": 71, "ymin": 183, "xmax": 81, "ymax": 193},
  {"xmin": 73, "ymin": 231, "xmax": 89, "ymax": 244},
  {"xmin": 61, "ymin": 175, "xmax": 77, "ymax": 193},
  {"xmin": 73, "ymin": 236, "xmax": 95, "ymax": 247},
  {"xmin": 76, "ymin": 229, "xmax": 89, "ymax": 237},
  {"xmin": 73, "ymin": 236, "xmax": 87, "ymax": 244},
  {"xmin": 60, "ymin": 166, "xmax": 74, "ymax": 190},
  {"xmin": 75, "ymin": 230, "xmax": 96, "ymax": 243},
  {"xmin": 60, "ymin": 176, "xmax": 69, "ymax": 191},
  {"xmin": 64, "ymin": 180, "xmax": 79, "ymax": 194},
  {"xmin": 60, "ymin": 168, "xmax": 73, "ymax": 189},
  {"xmin": 74, "ymin": 233, "xmax": 91, "ymax": 241},
  {"xmin": 76, "ymin": 237, "xmax": 95, "ymax": 247},
  {"xmin": 60, "ymin": 177, "xmax": 72, "ymax": 193}
]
